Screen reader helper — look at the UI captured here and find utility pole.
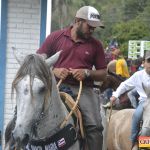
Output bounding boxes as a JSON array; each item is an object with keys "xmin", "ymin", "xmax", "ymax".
[{"xmin": 46, "ymin": 0, "xmax": 52, "ymax": 37}]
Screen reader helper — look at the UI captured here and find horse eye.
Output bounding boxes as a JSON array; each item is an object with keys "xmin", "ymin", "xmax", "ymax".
[{"xmin": 39, "ymin": 86, "xmax": 46, "ymax": 93}]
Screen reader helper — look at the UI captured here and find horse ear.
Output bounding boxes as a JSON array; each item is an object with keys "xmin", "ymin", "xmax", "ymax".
[
  {"xmin": 45, "ymin": 50, "xmax": 62, "ymax": 67},
  {"xmin": 12, "ymin": 47, "xmax": 25, "ymax": 65}
]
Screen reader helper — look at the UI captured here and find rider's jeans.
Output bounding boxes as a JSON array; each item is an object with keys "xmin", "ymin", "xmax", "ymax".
[
  {"xmin": 127, "ymin": 89, "xmax": 138, "ymax": 108},
  {"xmin": 131, "ymin": 101, "xmax": 144, "ymax": 144}
]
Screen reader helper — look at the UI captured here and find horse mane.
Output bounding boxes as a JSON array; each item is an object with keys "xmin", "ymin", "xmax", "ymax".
[
  {"xmin": 107, "ymin": 70, "xmax": 125, "ymax": 82},
  {"xmin": 11, "ymin": 54, "xmax": 52, "ymax": 103},
  {"xmin": 100, "ymin": 71, "xmax": 124, "ymax": 92},
  {"xmin": 5, "ymin": 106, "xmax": 17, "ymax": 149}
]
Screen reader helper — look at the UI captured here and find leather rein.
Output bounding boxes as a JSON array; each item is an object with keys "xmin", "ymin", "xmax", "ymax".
[{"xmin": 57, "ymin": 79, "xmax": 82, "ymax": 129}]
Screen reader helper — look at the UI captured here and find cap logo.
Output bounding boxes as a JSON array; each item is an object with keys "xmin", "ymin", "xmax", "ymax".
[{"xmin": 90, "ymin": 13, "xmax": 100, "ymax": 19}]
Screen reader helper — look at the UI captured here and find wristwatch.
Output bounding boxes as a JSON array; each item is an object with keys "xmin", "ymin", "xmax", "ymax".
[{"xmin": 84, "ymin": 69, "xmax": 91, "ymax": 78}]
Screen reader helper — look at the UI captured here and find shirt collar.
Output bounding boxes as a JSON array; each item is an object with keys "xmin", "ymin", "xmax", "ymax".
[{"xmin": 64, "ymin": 26, "xmax": 72, "ymax": 38}]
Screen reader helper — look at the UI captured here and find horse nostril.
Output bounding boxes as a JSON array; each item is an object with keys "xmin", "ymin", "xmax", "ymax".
[
  {"xmin": 22, "ymin": 134, "xmax": 29, "ymax": 146},
  {"xmin": 12, "ymin": 131, "xmax": 29, "ymax": 148},
  {"xmin": 12, "ymin": 131, "xmax": 15, "ymax": 141},
  {"xmin": 12, "ymin": 129, "xmax": 21, "ymax": 142}
]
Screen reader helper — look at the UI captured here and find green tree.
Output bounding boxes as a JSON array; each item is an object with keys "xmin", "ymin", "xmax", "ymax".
[
  {"xmin": 111, "ymin": 19, "xmax": 150, "ymax": 55},
  {"xmin": 51, "ymin": 0, "xmax": 150, "ymax": 57}
]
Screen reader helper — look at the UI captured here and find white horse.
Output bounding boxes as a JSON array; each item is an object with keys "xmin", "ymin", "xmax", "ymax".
[
  {"xmin": 5, "ymin": 51, "xmax": 80, "ymax": 150},
  {"xmin": 106, "ymin": 98, "xmax": 150, "ymax": 150}
]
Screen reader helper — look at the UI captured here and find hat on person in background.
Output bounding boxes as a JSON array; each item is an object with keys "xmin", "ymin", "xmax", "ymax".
[
  {"xmin": 112, "ymin": 48, "xmax": 122, "ymax": 56},
  {"xmin": 145, "ymin": 51, "xmax": 150, "ymax": 60},
  {"xmin": 75, "ymin": 6, "xmax": 104, "ymax": 28}
]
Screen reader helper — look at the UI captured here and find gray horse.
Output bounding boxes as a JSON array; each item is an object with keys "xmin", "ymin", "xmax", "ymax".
[{"xmin": 5, "ymin": 51, "xmax": 80, "ymax": 150}]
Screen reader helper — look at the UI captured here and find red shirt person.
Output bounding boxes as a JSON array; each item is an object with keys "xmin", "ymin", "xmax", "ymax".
[
  {"xmin": 37, "ymin": 26, "xmax": 106, "ymax": 86},
  {"xmin": 37, "ymin": 6, "xmax": 106, "ymax": 150}
]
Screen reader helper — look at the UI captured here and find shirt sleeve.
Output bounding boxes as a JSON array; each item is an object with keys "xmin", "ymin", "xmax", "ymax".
[{"xmin": 112, "ymin": 73, "xmax": 136, "ymax": 98}]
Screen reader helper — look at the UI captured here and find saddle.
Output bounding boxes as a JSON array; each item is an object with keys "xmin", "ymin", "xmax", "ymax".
[{"xmin": 60, "ymin": 92, "xmax": 84, "ymax": 139}]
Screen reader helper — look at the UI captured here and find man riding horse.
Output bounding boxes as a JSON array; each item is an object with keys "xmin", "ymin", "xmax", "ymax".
[
  {"xmin": 37, "ymin": 5, "xmax": 106, "ymax": 150},
  {"xmin": 110, "ymin": 51, "xmax": 150, "ymax": 150}
]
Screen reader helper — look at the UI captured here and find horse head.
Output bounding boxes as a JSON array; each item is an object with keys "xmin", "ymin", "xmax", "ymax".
[
  {"xmin": 100, "ymin": 72, "xmax": 123, "ymax": 93},
  {"xmin": 11, "ymin": 50, "xmax": 62, "ymax": 148}
]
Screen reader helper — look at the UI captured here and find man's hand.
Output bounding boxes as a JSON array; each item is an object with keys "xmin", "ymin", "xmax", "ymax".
[
  {"xmin": 110, "ymin": 96, "xmax": 117, "ymax": 105},
  {"xmin": 53, "ymin": 68, "xmax": 70, "ymax": 80},
  {"xmin": 69, "ymin": 68, "xmax": 86, "ymax": 81}
]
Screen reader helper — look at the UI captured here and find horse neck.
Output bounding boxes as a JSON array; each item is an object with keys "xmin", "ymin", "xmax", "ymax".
[
  {"xmin": 109, "ymin": 75, "xmax": 122, "ymax": 90},
  {"xmin": 36, "ymin": 74, "xmax": 69, "ymax": 139},
  {"xmin": 101, "ymin": 75, "xmax": 120, "ymax": 92}
]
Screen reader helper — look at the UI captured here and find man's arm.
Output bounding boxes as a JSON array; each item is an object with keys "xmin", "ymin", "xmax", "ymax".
[
  {"xmin": 88, "ymin": 69, "xmax": 107, "ymax": 81},
  {"xmin": 111, "ymin": 74, "xmax": 136, "ymax": 102},
  {"xmin": 70, "ymin": 68, "xmax": 107, "ymax": 81},
  {"xmin": 110, "ymin": 75, "xmax": 136, "ymax": 104}
]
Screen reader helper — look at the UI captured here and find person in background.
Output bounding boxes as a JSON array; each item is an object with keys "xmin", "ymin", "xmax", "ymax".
[
  {"xmin": 110, "ymin": 51, "xmax": 150, "ymax": 150},
  {"xmin": 37, "ymin": 5, "xmax": 106, "ymax": 150},
  {"xmin": 137, "ymin": 57, "xmax": 144, "ymax": 71},
  {"xmin": 103, "ymin": 59, "xmax": 117, "ymax": 102},
  {"xmin": 112, "ymin": 48, "xmax": 130, "ymax": 79},
  {"xmin": 130, "ymin": 57, "xmax": 144, "ymax": 75},
  {"xmin": 103, "ymin": 48, "xmax": 130, "ymax": 108},
  {"xmin": 104, "ymin": 47, "xmax": 114, "ymax": 64},
  {"xmin": 107, "ymin": 59, "xmax": 117, "ymax": 73}
]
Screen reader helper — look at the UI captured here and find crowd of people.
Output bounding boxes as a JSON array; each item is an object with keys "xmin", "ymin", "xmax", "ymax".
[
  {"xmin": 109, "ymin": 51, "xmax": 150, "ymax": 150},
  {"xmin": 37, "ymin": 5, "xmax": 148, "ymax": 150},
  {"xmin": 103, "ymin": 41, "xmax": 149, "ymax": 150}
]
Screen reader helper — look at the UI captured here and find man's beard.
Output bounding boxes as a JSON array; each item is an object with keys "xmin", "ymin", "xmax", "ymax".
[{"xmin": 76, "ymin": 23, "xmax": 90, "ymax": 40}]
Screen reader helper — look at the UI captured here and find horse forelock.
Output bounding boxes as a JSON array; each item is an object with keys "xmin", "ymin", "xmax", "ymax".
[{"xmin": 12, "ymin": 54, "xmax": 52, "ymax": 104}]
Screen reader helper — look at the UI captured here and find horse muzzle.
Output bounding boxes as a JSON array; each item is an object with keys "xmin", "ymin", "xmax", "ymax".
[{"xmin": 12, "ymin": 129, "xmax": 29, "ymax": 148}]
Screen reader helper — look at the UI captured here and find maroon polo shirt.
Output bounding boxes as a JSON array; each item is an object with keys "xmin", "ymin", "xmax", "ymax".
[{"xmin": 37, "ymin": 26, "xmax": 106, "ymax": 86}]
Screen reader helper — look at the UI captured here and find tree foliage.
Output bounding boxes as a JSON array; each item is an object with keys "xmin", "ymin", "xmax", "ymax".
[
  {"xmin": 111, "ymin": 20, "xmax": 150, "ymax": 55},
  {"xmin": 51, "ymin": 0, "xmax": 150, "ymax": 56}
]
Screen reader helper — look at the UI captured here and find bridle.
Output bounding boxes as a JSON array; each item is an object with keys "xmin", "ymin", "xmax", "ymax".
[
  {"xmin": 13, "ymin": 79, "xmax": 82, "ymax": 150},
  {"xmin": 28, "ymin": 78, "xmax": 82, "ymax": 135}
]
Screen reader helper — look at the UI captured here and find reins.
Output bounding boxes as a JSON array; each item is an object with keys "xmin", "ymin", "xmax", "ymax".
[
  {"xmin": 57, "ymin": 79, "xmax": 82, "ymax": 129},
  {"xmin": 57, "ymin": 79, "xmax": 63, "ymax": 88}
]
